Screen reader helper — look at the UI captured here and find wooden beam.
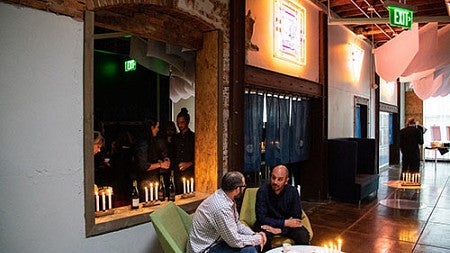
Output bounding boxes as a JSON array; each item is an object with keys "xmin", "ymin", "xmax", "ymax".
[
  {"xmin": 329, "ymin": 16, "xmax": 450, "ymax": 25},
  {"xmin": 245, "ymin": 65, "xmax": 322, "ymax": 98}
]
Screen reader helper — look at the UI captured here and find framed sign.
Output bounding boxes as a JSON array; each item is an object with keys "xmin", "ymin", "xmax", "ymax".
[{"xmin": 273, "ymin": 0, "xmax": 306, "ymax": 65}]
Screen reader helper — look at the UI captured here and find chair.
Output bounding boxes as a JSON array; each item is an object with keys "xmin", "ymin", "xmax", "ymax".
[
  {"xmin": 239, "ymin": 188, "xmax": 313, "ymax": 248},
  {"xmin": 150, "ymin": 201, "xmax": 192, "ymax": 253}
]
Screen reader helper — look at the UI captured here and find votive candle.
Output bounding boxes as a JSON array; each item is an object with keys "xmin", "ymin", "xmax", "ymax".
[
  {"xmin": 145, "ymin": 187, "xmax": 149, "ymax": 202},
  {"xmin": 95, "ymin": 192, "xmax": 99, "ymax": 212},
  {"xmin": 102, "ymin": 192, "xmax": 106, "ymax": 211},
  {"xmin": 108, "ymin": 188, "xmax": 112, "ymax": 209}
]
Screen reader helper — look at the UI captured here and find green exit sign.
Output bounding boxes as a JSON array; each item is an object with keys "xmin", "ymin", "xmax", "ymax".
[
  {"xmin": 388, "ymin": 6, "xmax": 413, "ymax": 29},
  {"xmin": 124, "ymin": 59, "xmax": 136, "ymax": 72}
]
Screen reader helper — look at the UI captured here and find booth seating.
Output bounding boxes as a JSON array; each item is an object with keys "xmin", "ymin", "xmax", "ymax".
[
  {"xmin": 327, "ymin": 138, "xmax": 379, "ymax": 205},
  {"xmin": 239, "ymin": 188, "xmax": 313, "ymax": 248}
]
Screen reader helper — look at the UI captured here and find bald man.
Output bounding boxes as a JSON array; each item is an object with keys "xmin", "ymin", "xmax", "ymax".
[{"xmin": 255, "ymin": 165, "xmax": 310, "ymax": 251}]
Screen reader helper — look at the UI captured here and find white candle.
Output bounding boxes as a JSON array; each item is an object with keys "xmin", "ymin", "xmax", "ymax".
[
  {"xmin": 95, "ymin": 192, "xmax": 99, "ymax": 212},
  {"xmin": 187, "ymin": 181, "xmax": 190, "ymax": 193},
  {"xmin": 190, "ymin": 178, "xmax": 194, "ymax": 193},
  {"xmin": 337, "ymin": 239, "xmax": 342, "ymax": 251},
  {"xmin": 102, "ymin": 192, "xmax": 106, "ymax": 211},
  {"xmin": 150, "ymin": 183, "xmax": 154, "ymax": 201},
  {"xmin": 108, "ymin": 188, "xmax": 112, "ymax": 209},
  {"xmin": 145, "ymin": 187, "xmax": 149, "ymax": 202},
  {"xmin": 155, "ymin": 182, "xmax": 159, "ymax": 200},
  {"xmin": 183, "ymin": 177, "xmax": 186, "ymax": 194}
]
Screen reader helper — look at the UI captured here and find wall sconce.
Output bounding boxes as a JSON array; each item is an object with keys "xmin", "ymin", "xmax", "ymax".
[{"xmin": 348, "ymin": 43, "xmax": 364, "ymax": 82}]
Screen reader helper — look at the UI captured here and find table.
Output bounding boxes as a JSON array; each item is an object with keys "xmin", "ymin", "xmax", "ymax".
[
  {"xmin": 379, "ymin": 180, "xmax": 426, "ymax": 210},
  {"xmin": 266, "ymin": 245, "xmax": 327, "ymax": 253},
  {"xmin": 425, "ymin": 146, "xmax": 450, "ymax": 173}
]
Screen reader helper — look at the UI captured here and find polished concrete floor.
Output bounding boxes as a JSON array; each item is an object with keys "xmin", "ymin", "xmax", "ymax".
[{"xmin": 303, "ymin": 161, "xmax": 450, "ymax": 253}]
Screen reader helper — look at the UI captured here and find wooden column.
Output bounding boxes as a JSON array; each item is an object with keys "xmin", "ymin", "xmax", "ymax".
[
  {"xmin": 195, "ymin": 30, "xmax": 223, "ymax": 193},
  {"xmin": 229, "ymin": 0, "xmax": 246, "ymax": 172}
]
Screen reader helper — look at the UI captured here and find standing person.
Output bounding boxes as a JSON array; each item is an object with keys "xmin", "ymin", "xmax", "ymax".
[
  {"xmin": 255, "ymin": 165, "xmax": 310, "ymax": 251},
  {"xmin": 135, "ymin": 117, "xmax": 171, "ymax": 194},
  {"xmin": 172, "ymin": 108, "xmax": 195, "ymax": 194},
  {"xmin": 399, "ymin": 117, "xmax": 424, "ymax": 173},
  {"xmin": 187, "ymin": 171, "xmax": 266, "ymax": 253}
]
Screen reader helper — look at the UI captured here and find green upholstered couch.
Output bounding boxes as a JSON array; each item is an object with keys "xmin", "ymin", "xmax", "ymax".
[{"xmin": 150, "ymin": 201, "xmax": 192, "ymax": 253}]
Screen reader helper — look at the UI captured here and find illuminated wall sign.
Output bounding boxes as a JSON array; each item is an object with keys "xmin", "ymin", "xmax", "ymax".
[
  {"xmin": 124, "ymin": 59, "xmax": 136, "ymax": 72},
  {"xmin": 388, "ymin": 6, "xmax": 413, "ymax": 29},
  {"xmin": 273, "ymin": 0, "xmax": 306, "ymax": 65}
]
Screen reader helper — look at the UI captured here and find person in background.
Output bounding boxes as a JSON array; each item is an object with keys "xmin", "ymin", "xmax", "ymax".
[
  {"xmin": 187, "ymin": 171, "xmax": 266, "ymax": 253},
  {"xmin": 172, "ymin": 108, "xmax": 195, "ymax": 194},
  {"xmin": 135, "ymin": 117, "xmax": 171, "ymax": 192},
  {"xmin": 255, "ymin": 165, "xmax": 310, "ymax": 251},
  {"xmin": 94, "ymin": 130, "xmax": 113, "ymax": 187},
  {"xmin": 399, "ymin": 117, "xmax": 424, "ymax": 173},
  {"xmin": 94, "ymin": 131, "xmax": 105, "ymax": 155}
]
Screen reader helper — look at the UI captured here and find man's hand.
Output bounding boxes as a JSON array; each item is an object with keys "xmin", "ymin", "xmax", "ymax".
[
  {"xmin": 261, "ymin": 225, "xmax": 282, "ymax": 234},
  {"xmin": 284, "ymin": 218, "xmax": 303, "ymax": 228},
  {"xmin": 258, "ymin": 231, "xmax": 267, "ymax": 250}
]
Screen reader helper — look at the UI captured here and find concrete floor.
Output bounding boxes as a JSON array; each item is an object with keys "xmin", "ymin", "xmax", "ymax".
[{"xmin": 302, "ymin": 161, "xmax": 450, "ymax": 253}]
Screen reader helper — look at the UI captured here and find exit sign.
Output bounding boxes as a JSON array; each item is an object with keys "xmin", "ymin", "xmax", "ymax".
[
  {"xmin": 124, "ymin": 59, "xmax": 136, "ymax": 72},
  {"xmin": 388, "ymin": 6, "xmax": 413, "ymax": 29}
]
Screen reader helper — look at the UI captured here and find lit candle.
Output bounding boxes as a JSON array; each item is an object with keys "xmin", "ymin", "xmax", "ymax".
[
  {"xmin": 102, "ymin": 191, "xmax": 106, "ymax": 211},
  {"xmin": 402, "ymin": 172, "xmax": 405, "ymax": 181},
  {"xmin": 190, "ymin": 178, "xmax": 194, "ymax": 193},
  {"xmin": 337, "ymin": 239, "xmax": 342, "ymax": 251},
  {"xmin": 186, "ymin": 180, "xmax": 190, "ymax": 193},
  {"xmin": 418, "ymin": 174, "xmax": 421, "ymax": 183},
  {"xmin": 95, "ymin": 191, "xmax": 99, "ymax": 212},
  {"xmin": 108, "ymin": 188, "xmax": 112, "ymax": 209},
  {"xmin": 182, "ymin": 177, "xmax": 186, "ymax": 194},
  {"xmin": 150, "ymin": 183, "xmax": 154, "ymax": 201},
  {"xmin": 155, "ymin": 182, "xmax": 159, "ymax": 200},
  {"xmin": 145, "ymin": 187, "xmax": 149, "ymax": 202}
]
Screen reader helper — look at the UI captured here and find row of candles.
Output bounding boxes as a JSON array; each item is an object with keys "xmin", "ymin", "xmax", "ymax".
[
  {"xmin": 94, "ymin": 186, "xmax": 113, "ymax": 212},
  {"xmin": 143, "ymin": 177, "xmax": 195, "ymax": 202},
  {"xmin": 401, "ymin": 172, "xmax": 421, "ymax": 183},
  {"xmin": 322, "ymin": 239, "xmax": 343, "ymax": 253}
]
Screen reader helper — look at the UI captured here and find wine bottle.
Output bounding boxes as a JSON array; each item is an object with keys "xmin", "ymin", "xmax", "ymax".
[
  {"xmin": 158, "ymin": 175, "xmax": 166, "ymax": 201},
  {"xmin": 169, "ymin": 170, "xmax": 176, "ymax": 201},
  {"xmin": 131, "ymin": 180, "xmax": 139, "ymax": 209}
]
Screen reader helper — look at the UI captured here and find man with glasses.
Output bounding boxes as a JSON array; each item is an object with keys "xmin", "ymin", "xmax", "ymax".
[
  {"xmin": 255, "ymin": 165, "xmax": 310, "ymax": 251},
  {"xmin": 187, "ymin": 171, "xmax": 267, "ymax": 253}
]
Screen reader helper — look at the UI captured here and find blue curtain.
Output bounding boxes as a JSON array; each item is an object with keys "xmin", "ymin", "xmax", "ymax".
[
  {"xmin": 355, "ymin": 106, "xmax": 361, "ymax": 138},
  {"xmin": 389, "ymin": 113, "xmax": 393, "ymax": 145},
  {"xmin": 244, "ymin": 93, "xmax": 264, "ymax": 173},
  {"xmin": 265, "ymin": 96, "xmax": 290, "ymax": 168},
  {"xmin": 290, "ymin": 99, "xmax": 311, "ymax": 162}
]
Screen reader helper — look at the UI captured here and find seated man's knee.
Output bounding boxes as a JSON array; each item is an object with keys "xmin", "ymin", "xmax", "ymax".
[{"xmin": 289, "ymin": 227, "xmax": 310, "ymax": 245}]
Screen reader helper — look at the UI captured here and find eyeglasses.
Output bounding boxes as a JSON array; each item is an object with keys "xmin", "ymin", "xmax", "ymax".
[{"xmin": 237, "ymin": 185, "xmax": 247, "ymax": 189}]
